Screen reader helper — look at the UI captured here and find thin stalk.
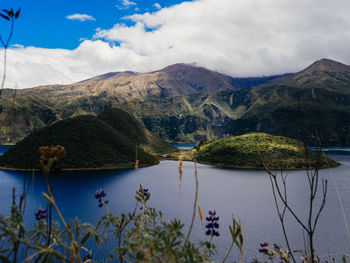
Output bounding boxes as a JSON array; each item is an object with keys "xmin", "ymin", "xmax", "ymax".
[
  {"xmin": 42, "ymin": 193, "xmax": 73, "ymax": 241},
  {"xmin": 0, "ymin": 18, "xmax": 14, "ymax": 97},
  {"xmin": 222, "ymin": 239, "xmax": 234, "ymax": 263},
  {"xmin": 184, "ymin": 160, "xmax": 199, "ymax": 247}
]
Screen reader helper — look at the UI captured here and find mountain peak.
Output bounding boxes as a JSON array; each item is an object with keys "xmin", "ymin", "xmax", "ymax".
[
  {"xmin": 301, "ymin": 58, "xmax": 350, "ymax": 74},
  {"xmin": 159, "ymin": 63, "xmax": 206, "ymax": 74}
]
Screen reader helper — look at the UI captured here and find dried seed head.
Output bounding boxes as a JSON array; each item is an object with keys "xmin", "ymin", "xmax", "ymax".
[
  {"xmin": 135, "ymin": 160, "xmax": 139, "ymax": 170},
  {"xmin": 178, "ymin": 154, "xmax": 183, "ymax": 181},
  {"xmin": 197, "ymin": 203, "xmax": 203, "ymax": 226}
]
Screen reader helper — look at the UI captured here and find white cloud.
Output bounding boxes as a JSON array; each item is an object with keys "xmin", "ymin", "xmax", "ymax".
[
  {"xmin": 154, "ymin": 3, "xmax": 161, "ymax": 9},
  {"xmin": 66, "ymin": 14, "xmax": 96, "ymax": 21},
  {"xmin": 11, "ymin": 44, "xmax": 24, "ymax": 48},
  {"xmin": 117, "ymin": 0, "xmax": 137, "ymax": 9},
  {"xmin": 3, "ymin": 0, "xmax": 350, "ymax": 89}
]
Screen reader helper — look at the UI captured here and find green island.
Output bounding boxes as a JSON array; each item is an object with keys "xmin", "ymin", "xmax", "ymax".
[
  {"xmin": 0, "ymin": 108, "xmax": 176, "ymax": 170},
  {"xmin": 167, "ymin": 133, "xmax": 340, "ymax": 169}
]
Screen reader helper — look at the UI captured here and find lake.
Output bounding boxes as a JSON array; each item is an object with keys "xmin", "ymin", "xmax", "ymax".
[{"xmin": 0, "ymin": 146, "xmax": 349, "ymax": 261}]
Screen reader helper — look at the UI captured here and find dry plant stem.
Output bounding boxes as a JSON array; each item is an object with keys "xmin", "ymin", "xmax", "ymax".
[
  {"xmin": 0, "ymin": 48, "xmax": 8, "ymax": 96},
  {"xmin": 183, "ymin": 160, "xmax": 199, "ymax": 247},
  {"xmin": 118, "ymin": 202, "xmax": 138, "ymax": 263},
  {"xmin": 222, "ymin": 239, "xmax": 234, "ymax": 263},
  {"xmin": 11, "ymin": 175, "xmax": 31, "ymax": 263},
  {"xmin": 267, "ymin": 170, "xmax": 297, "ymax": 263},
  {"xmin": 42, "ymin": 192, "xmax": 74, "ymax": 237},
  {"xmin": 261, "ymin": 157, "xmax": 327, "ymax": 263},
  {"xmin": 42, "ymin": 192, "xmax": 82, "ymax": 263},
  {"xmin": 0, "ymin": 17, "xmax": 14, "ymax": 97},
  {"xmin": 177, "ymin": 154, "xmax": 183, "ymax": 220},
  {"xmin": 177, "ymin": 183, "xmax": 182, "ymax": 220}
]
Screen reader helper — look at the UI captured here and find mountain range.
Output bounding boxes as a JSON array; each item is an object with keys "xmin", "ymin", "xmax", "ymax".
[{"xmin": 0, "ymin": 58, "xmax": 349, "ymax": 145}]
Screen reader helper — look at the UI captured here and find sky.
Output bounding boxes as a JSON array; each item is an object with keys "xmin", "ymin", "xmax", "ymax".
[{"xmin": 1, "ymin": 0, "xmax": 350, "ymax": 89}]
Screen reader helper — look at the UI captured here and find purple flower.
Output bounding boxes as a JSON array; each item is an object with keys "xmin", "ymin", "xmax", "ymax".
[
  {"xmin": 206, "ymin": 223, "xmax": 213, "ymax": 228},
  {"xmin": 212, "ymin": 230, "xmax": 220, "ymax": 236},
  {"xmin": 95, "ymin": 189, "xmax": 107, "ymax": 208},
  {"xmin": 259, "ymin": 241, "xmax": 269, "ymax": 253},
  {"xmin": 35, "ymin": 208, "xmax": 47, "ymax": 221},
  {"xmin": 260, "ymin": 241, "xmax": 268, "ymax": 247},
  {"xmin": 259, "ymin": 248, "xmax": 268, "ymax": 253},
  {"xmin": 94, "ymin": 189, "xmax": 106, "ymax": 199},
  {"xmin": 139, "ymin": 187, "xmax": 149, "ymax": 197},
  {"xmin": 205, "ymin": 210, "xmax": 219, "ymax": 237}
]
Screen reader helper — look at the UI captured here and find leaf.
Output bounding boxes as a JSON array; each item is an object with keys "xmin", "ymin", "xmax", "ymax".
[
  {"xmin": 15, "ymin": 8, "xmax": 20, "ymax": 19},
  {"xmin": 81, "ymin": 232, "xmax": 91, "ymax": 245},
  {"xmin": 239, "ymin": 234, "xmax": 243, "ymax": 246},
  {"xmin": 0, "ymin": 14, "xmax": 9, "ymax": 21},
  {"xmin": 2, "ymin": 9, "xmax": 13, "ymax": 17},
  {"xmin": 229, "ymin": 225, "xmax": 234, "ymax": 236}
]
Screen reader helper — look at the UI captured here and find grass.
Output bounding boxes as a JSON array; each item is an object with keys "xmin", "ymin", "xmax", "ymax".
[{"xmin": 167, "ymin": 133, "xmax": 340, "ymax": 169}]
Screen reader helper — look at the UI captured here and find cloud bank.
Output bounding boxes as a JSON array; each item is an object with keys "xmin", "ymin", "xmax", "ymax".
[
  {"xmin": 3, "ymin": 0, "xmax": 350, "ymax": 89},
  {"xmin": 66, "ymin": 14, "xmax": 96, "ymax": 21}
]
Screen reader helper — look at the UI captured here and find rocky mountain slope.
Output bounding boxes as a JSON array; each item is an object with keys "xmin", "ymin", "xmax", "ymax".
[
  {"xmin": 118, "ymin": 59, "xmax": 350, "ymax": 145},
  {"xmin": 0, "ymin": 63, "xmax": 277, "ymax": 142},
  {"xmin": 0, "ymin": 59, "xmax": 349, "ymax": 146}
]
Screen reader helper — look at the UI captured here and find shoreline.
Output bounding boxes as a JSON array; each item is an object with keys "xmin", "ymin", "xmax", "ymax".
[
  {"xmin": 0, "ymin": 161, "xmax": 159, "ymax": 172},
  {"xmin": 164, "ymin": 157, "xmax": 341, "ymax": 170}
]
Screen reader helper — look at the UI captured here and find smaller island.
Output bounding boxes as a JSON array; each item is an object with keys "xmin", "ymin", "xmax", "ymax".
[{"xmin": 167, "ymin": 133, "xmax": 340, "ymax": 169}]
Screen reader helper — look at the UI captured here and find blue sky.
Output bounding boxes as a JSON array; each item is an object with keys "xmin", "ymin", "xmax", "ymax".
[
  {"xmin": 1, "ymin": 0, "xmax": 350, "ymax": 89},
  {"xmin": 1, "ymin": 0, "xmax": 187, "ymax": 49}
]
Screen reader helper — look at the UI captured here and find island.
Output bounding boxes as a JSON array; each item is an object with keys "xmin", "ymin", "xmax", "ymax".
[
  {"xmin": 167, "ymin": 133, "xmax": 340, "ymax": 169},
  {"xmin": 0, "ymin": 108, "xmax": 176, "ymax": 170}
]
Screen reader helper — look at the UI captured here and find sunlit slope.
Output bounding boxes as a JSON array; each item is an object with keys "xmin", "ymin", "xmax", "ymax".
[{"xmin": 168, "ymin": 133, "xmax": 339, "ymax": 169}]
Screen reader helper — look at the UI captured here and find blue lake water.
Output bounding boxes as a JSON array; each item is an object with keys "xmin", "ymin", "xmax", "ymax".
[{"xmin": 0, "ymin": 146, "xmax": 350, "ymax": 261}]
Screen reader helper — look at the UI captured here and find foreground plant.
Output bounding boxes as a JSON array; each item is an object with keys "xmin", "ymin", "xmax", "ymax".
[{"xmin": 0, "ymin": 143, "xmax": 245, "ymax": 262}]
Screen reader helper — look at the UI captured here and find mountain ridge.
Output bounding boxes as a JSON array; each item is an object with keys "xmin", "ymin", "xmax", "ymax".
[{"xmin": 0, "ymin": 58, "xmax": 349, "ymax": 145}]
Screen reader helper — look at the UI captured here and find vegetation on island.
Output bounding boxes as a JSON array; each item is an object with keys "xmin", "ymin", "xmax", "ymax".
[
  {"xmin": 167, "ymin": 133, "xmax": 339, "ymax": 169},
  {"xmin": 0, "ymin": 108, "xmax": 176, "ymax": 169}
]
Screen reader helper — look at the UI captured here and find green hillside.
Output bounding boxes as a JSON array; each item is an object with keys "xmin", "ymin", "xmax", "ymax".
[
  {"xmin": 167, "ymin": 133, "xmax": 339, "ymax": 169},
  {"xmin": 0, "ymin": 109, "xmax": 175, "ymax": 169},
  {"xmin": 0, "ymin": 59, "xmax": 349, "ymax": 146},
  {"xmin": 98, "ymin": 108, "xmax": 175, "ymax": 154}
]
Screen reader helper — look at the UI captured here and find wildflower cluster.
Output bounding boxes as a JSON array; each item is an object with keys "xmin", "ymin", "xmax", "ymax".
[
  {"xmin": 139, "ymin": 187, "xmax": 149, "ymax": 197},
  {"xmin": 205, "ymin": 210, "xmax": 220, "ymax": 237},
  {"xmin": 135, "ymin": 185, "xmax": 150, "ymax": 203},
  {"xmin": 258, "ymin": 242, "xmax": 291, "ymax": 262},
  {"xmin": 259, "ymin": 241, "xmax": 268, "ymax": 253},
  {"xmin": 95, "ymin": 189, "xmax": 108, "ymax": 208},
  {"xmin": 35, "ymin": 208, "xmax": 47, "ymax": 221}
]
